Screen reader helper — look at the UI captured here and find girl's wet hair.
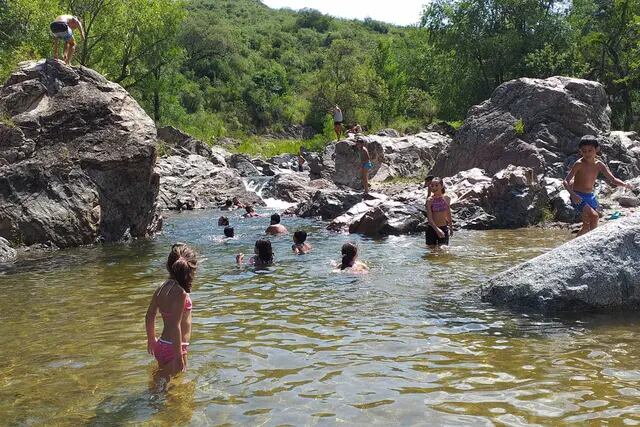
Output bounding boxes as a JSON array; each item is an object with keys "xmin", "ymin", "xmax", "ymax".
[
  {"xmin": 218, "ymin": 216, "xmax": 229, "ymax": 226},
  {"xmin": 255, "ymin": 239, "xmax": 274, "ymax": 264},
  {"xmin": 293, "ymin": 230, "xmax": 307, "ymax": 244},
  {"xmin": 340, "ymin": 242, "xmax": 357, "ymax": 270},
  {"xmin": 430, "ymin": 177, "xmax": 446, "ymax": 193},
  {"xmin": 224, "ymin": 226, "xmax": 234, "ymax": 238},
  {"xmin": 245, "ymin": 205, "xmax": 254, "ymax": 213},
  {"xmin": 166, "ymin": 243, "xmax": 197, "ymax": 293}
]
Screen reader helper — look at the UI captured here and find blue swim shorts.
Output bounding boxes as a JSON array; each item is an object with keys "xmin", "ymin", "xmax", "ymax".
[
  {"xmin": 363, "ymin": 161, "xmax": 373, "ymax": 170},
  {"xmin": 574, "ymin": 191, "xmax": 599, "ymax": 213}
]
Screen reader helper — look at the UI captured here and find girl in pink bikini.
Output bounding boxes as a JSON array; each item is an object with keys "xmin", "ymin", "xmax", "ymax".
[
  {"xmin": 145, "ymin": 243, "xmax": 197, "ymax": 375},
  {"xmin": 425, "ymin": 178, "xmax": 453, "ymax": 247}
]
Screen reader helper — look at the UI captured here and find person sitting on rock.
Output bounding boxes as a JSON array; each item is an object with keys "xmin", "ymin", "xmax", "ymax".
[
  {"xmin": 425, "ymin": 177, "xmax": 453, "ymax": 248},
  {"xmin": 218, "ymin": 216, "xmax": 229, "ymax": 226},
  {"xmin": 236, "ymin": 239, "xmax": 274, "ymax": 268},
  {"xmin": 223, "ymin": 226, "xmax": 235, "ymax": 239},
  {"xmin": 221, "ymin": 200, "xmax": 234, "ymax": 211},
  {"xmin": 355, "ymin": 138, "xmax": 373, "ymax": 194},
  {"xmin": 292, "ymin": 230, "xmax": 312, "ymax": 254},
  {"xmin": 297, "ymin": 146, "xmax": 306, "ymax": 172},
  {"xmin": 564, "ymin": 135, "xmax": 633, "ymax": 237},
  {"xmin": 50, "ymin": 15, "xmax": 84, "ymax": 65},
  {"xmin": 337, "ymin": 242, "xmax": 368, "ymax": 273},
  {"xmin": 265, "ymin": 213, "xmax": 288, "ymax": 235},
  {"xmin": 243, "ymin": 205, "xmax": 260, "ymax": 218}
]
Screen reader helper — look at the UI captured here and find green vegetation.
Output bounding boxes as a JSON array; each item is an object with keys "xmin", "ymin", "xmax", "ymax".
[
  {"xmin": 541, "ymin": 206, "xmax": 555, "ymax": 223},
  {"xmin": 0, "ymin": 114, "xmax": 16, "ymax": 128},
  {"xmin": 1, "ymin": 0, "xmax": 639, "ymax": 155},
  {"xmin": 514, "ymin": 119, "xmax": 526, "ymax": 135}
]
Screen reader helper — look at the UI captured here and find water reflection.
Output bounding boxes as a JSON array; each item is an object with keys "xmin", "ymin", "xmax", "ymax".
[{"xmin": 2, "ymin": 210, "xmax": 640, "ymax": 425}]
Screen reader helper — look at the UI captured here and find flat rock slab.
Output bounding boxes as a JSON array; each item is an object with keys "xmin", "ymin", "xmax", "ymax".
[{"xmin": 481, "ymin": 213, "xmax": 640, "ymax": 312}]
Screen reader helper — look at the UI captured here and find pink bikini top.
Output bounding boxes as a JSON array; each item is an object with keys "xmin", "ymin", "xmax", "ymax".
[
  {"xmin": 431, "ymin": 196, "xmax": 449, "ymax": 213},
  {"xmin": 158, "ymin": 280, "xmax": 192, "ymax": 318}
]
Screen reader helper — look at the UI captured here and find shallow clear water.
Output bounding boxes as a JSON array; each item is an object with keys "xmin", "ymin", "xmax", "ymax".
[{"xmin": 2, "ymin": 209, "xmax": 640, "ymax": 426}]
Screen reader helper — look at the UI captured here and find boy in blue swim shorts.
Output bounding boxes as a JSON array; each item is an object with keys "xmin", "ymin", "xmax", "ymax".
[
  {"xmin": 355, "ymin": 138, "xmax": 373, "ymax": 194},
  {"xmin": 564, "ymin": 135, "xmax": 633, "ymax": 236}
]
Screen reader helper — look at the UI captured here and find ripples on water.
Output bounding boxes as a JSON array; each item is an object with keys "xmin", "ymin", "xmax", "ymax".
[{"xmin": 1, "ymin": 209, "xmax": 640, "ymax": 426}]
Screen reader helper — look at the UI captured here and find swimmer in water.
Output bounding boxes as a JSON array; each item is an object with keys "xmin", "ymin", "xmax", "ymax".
[
  {"xmin": 236, "ymin": 239, "xmax": 274, "ymax": 268},
  {"xmin": 292, "ymin": 230, "xmax": 312, "ymax": 254},
  {"xmin": 338, "ymin": 242, "xmax": 368, "ymax": 273}
]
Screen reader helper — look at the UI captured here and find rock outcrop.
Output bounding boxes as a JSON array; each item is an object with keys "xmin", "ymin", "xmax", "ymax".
[
  {"xmin": 450, "ymin": 166, "xmax": 549, "ymax": 229},
  {"xmin": 0, "ymin": 237, "xmax": 16, "ymax": 263},
  {"xmin": 431, "ymin": 76, "xmax": 611, "ymax": 178},
  {"xmin": 156, "ymin": 154, "xmax": 262, "ymax": 210},
  {"xmin": 330, "ymin": 132, "xmax": 451, "ymax": 189},
  {"xmin": 0, "ymin": 59, "xmax": 160, "ymax": 247},
  {"xmin": 481, "ymin": 213, "xmax": 640, "ymax": 312}
]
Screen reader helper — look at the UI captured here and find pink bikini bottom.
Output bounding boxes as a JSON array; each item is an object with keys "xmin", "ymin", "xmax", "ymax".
[{"xmin": 154, "ymin": 338, "xmax": 188, "ymax": 365}]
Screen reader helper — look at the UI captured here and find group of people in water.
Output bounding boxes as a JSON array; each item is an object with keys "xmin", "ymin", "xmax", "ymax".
[{"xmin": 145, "ymin": 134, "xmax": 633, "ymax": 378}]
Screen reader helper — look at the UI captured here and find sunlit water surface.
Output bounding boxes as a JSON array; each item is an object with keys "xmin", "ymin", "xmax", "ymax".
[{"xmin": 1, "ymin": 209, "xmax": 640, "ymax": 426}]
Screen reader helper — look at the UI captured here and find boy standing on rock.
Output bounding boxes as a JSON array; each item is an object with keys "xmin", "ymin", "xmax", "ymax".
[
  {"xmin": 50, "ymin": 15, "xmax": 84, "ymax": 65},
  {"xmin": 355, "ymin": 138, "xmax": 372, "ymax": 195},
  {"xmin": 564, "ymin": 135, "xmax": 632, "ymax": 236}
]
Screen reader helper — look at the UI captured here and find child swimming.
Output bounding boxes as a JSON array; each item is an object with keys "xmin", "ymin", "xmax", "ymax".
[
  {"xmin": 145, "ymin": 243, "xmax": 197, "ymax": 375},
  {"xmin": 425, "ymin": 177, "xmax": 453, "ymax": 247},
  {"xmin": 564, "ymin": 135, "xmax": 633, "ymax": 236},
  {"xmin": 223, "ymin": 226, "xmax": 235, "ymax": 238},
  {"xmin": 236, "ymin": 239, "xmax": 274, "ymax": 267},
  {"xmin": 218, "ymin": 216, "xmax": 229, "ymax": 226},
  {"xmin": 265, "ymin": 213, "xmax": 288, "ymax": 235},
  {"xmin": 292, "ymin": 230, "xmax": 312, "ymax": 254},
  {"xmin": 338, "ymin": 242, "xmax": 368, "ymax": 273},
  {"xmin": 243, "ymin": 205, "xmax": 260, "ymax": 218}
]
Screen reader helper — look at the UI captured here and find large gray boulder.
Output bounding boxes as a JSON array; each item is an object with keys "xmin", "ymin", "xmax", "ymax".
[
  {"xmin": 156, "ymin": 154, "xmax": 262, "ymax": 210},
  {"xmin": 432, "ymin": 76, "xmax": 611, "ymax": 178},
  {"xmin": 0, "ymin": 59, "xmax": 160, "ymax": 247},
  {"xmin": 448, "ymin": 166, "xmax": 549, "ymax": 229},
  {"xmin": 481, "ymin": 213, "xmax": 640, "ymax": 312},
  {"xmin": 292, "ymin": 188, "xmax": 363, "ymax": 220},
  {"xmin": 262, "ymin": 173, "xmax": 335, "ymax": 204}
]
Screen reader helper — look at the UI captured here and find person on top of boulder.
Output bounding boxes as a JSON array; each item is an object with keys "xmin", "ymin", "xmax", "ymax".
[
  {"xmin": 297, "ymin": 146, "xmax": 306, "ymax": 172},
  {"xmin": 355, "ymin": 138, "xmax": 373, "ymax": 195},
  {"xmin": 332, "ymin": 105, "xmax": 343, "ymax": 140},
  {"xmin": 564, "ymin": 135, "xmax": 633, "ymax": 237},
  {"xmin": 50, "ymin": 15, "xmax": 84, "ymax": 65},
  {"xmin": 425, "ymin": 177, "xmax": 453, "ymax": 248},
  {"xmin": 265, "ymin": 213, "xmax": 288, "ymax": 235}
]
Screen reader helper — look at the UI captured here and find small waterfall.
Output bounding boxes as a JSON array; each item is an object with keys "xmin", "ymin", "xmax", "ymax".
[{"xmin": 243, "ymin": 176, "xmax": 295, "ymax": 210}]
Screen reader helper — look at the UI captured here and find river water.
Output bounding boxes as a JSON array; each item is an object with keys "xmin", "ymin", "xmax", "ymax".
[{"xmin": 1, "ymin": 209, "xmax": 640, "ymax": 426}]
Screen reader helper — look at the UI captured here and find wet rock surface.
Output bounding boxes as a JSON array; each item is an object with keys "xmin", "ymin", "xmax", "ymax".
[
  {"xmin": 156, "ymin": 154, "xmax": 262, "ymax": 210},
  {"xmin": 0, "ymin": 59, "xmax": 160, "ymax": 248},
  {"xmin": 481, "ymin": 213, "xmax": 640, "ymax": 312}
]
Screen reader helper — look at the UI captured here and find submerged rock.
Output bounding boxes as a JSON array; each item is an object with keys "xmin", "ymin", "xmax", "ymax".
[
  {"xmin": 0, "ymin": 59, "xmax": 160, "ymax": 247},
  {"xmin": 481, "ymin": 213, "xmax": 640, "ymax": 312}
]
